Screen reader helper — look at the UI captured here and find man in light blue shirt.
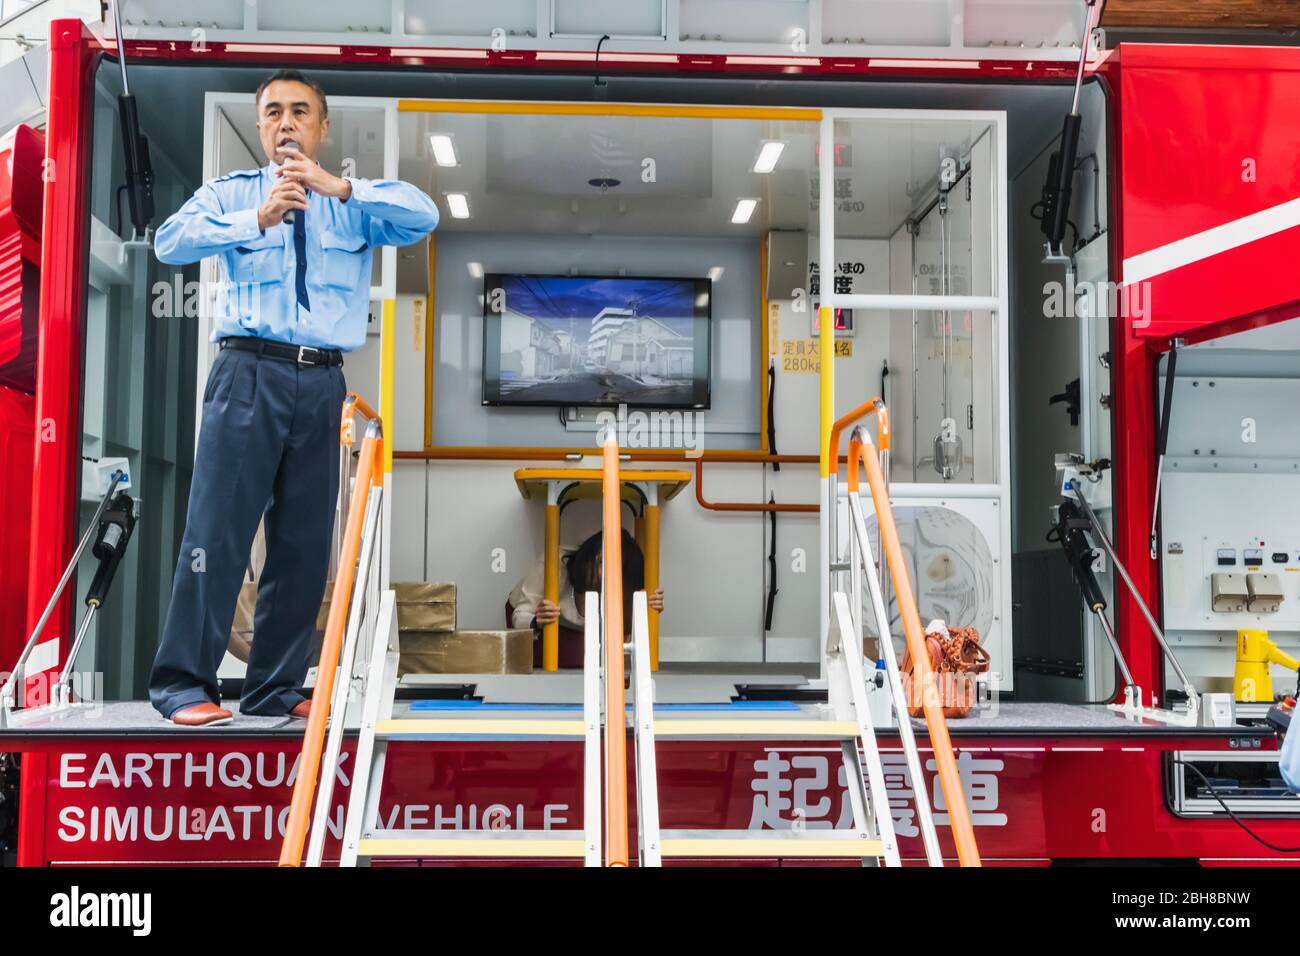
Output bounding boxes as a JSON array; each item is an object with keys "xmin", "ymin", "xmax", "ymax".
[{"xmin": 148, "ymin": 70, "xmax": 438, "ymax": 726}]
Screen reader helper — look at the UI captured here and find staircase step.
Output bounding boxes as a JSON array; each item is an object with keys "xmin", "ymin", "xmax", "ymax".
[
  {"xmin": 653, "ymin": 718, "xmax": 859, "ymax": 740},
  {"xmin": 357, "ymin": 829, "xmax": 589, "ymax": 858},
  {"xmin": 375, "ymin": 717, "xmax": 586, "ymax": 739},
  {"xmin": 658, "ymin": 829, "xmax": 883, "ymax": 858}
]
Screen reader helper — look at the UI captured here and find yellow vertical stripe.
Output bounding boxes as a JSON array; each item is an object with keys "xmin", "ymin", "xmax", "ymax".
[
  {"xmin": 818, "ymin": 305, "xmax": 833, "ymax": 477},
  {"xmin": 424, "ymin": 234, "xmax": 436, "ymax": 451},
  {"xmin": 382, "ymin": 298, "xmax": 396, "ymax": 474},
  {"xmin": 759, "ymin": 232, "xmax": 770, "ymax": 454}
]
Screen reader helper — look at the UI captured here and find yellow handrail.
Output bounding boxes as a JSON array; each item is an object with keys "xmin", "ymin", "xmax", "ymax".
[
  {"xmin": 279, "ymin": 398, "xmax": 385, "ymax": 867},
  {"xmin": 837, "ymin": 413, "xmax": 982, "ymax": 868},
  {"xmin": 601, "ymin": 435, "xmax": 630, "ymax": 867}
]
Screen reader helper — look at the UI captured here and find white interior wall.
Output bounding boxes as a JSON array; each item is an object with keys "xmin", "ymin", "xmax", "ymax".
[
  {"xmin": 1159, "ymin": 333, "xmax": 1300, "ymax": 693},
  {"xmin": 387, "ymin": 122, "xmax": 1010, "ymax": 666},
  {"xmin": 192, "ymin": 96, "xmax": 1022, "ymax": 670}
]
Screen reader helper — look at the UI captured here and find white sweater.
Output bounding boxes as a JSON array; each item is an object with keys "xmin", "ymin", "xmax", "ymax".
[{"xmin": 507, "ymin": 546, "xmax": 589, "ymax": 631}]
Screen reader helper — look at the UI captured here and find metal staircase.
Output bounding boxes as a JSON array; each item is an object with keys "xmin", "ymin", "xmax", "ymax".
[
  {"xmin": 281, "ymin": 406, "xmax": 979, "ymax": 867},
  {"xmin": 336, "ymin": 590, "xmax": 603, "ymax": 865},
  {"xmin": 630, "ymin": 589, "xmax": 898, "ymax": 864}
]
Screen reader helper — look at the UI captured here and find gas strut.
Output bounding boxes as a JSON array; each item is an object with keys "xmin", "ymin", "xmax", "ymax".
[
  {"xmin": 1038, "ymin": 0, "xmax": 1100, "ymax": 257},
  {"xmin": 1062, "ymin": 478, "xmax": 1200, "ymax": 722},
  {"xmin": 111, "ymin": 0, "xmax": 155, "ymax": 238},
  {"xmin": 0, "ymin": 475, "xmax": 135, "ymax": 720},
  {"xmin": 53, "ymin": 491, "xmax": 137, "ymax": 706},
  {"xmin": 1053, "ymin": 498, "xmax": 1137, "ymax": 701}
]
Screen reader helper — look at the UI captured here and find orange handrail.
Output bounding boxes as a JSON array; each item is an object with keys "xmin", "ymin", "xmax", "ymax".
[
  {"xmin": 601, "ymin": 435, "xmax": 630, "ymax": 867},
  {"xmin": 845, "ymin": 425, "xmax": 981, "ymax": 868},
  {"xmin": 279, "ymin": 404, "xmax": 385, "ymax": 867},
  {"xmin": 828, "ymin": 396, "xmax": 891, "ymax": 465},
  {"xmin": 345, "ymin": 392, "xmax": 380, "ymax": 423}
]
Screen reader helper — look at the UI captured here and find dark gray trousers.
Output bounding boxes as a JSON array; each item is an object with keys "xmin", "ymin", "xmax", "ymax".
[{"xmin": 149, "ymin": 346, "xmax": 345, "ymax": 717}]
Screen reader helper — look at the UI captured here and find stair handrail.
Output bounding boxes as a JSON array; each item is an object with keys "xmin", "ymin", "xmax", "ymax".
[
  {"xmin": 831, "ymin": 403, "xmax": 982, "ymax": 867},
  {"xmin": 600, "ymin": 430, "xmax": 630, "ymax": 867},
  {"xmin": 280, "ymin": 396, "xmax": 385, "ymax": 867},
  {"xmin": 843, "ymin": 476, "xmax": 944, "ymax": 866}
]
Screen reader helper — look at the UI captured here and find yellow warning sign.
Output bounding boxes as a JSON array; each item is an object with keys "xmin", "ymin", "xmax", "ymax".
[{"xmin": 779, "ymin": 338, "xmax": 852, "ymax": 374}]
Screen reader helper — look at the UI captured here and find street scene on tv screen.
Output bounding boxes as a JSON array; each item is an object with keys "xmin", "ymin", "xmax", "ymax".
[{"xmin": 483, "ymin": 274, "xmax": 710, "ymax": 408}]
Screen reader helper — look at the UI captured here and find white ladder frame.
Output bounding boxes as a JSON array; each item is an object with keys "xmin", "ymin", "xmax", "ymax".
[
  {"xmin": 330, "ymin": 590, "xmax": 603, "ymax": 867},
  {"xmin": 825, "ymin": 590, "xmax": 900, "ymax": 867},
  {"xmin": 846, "ymin": 487, "xmax": 945, "ymax": 866},
  {"xmin": 307, "ymin": 485, "xmax": 384, "ymax": 867},
  {"xmin": 631, "ymin": 591, "xmax": 662, "ymax": 866}
]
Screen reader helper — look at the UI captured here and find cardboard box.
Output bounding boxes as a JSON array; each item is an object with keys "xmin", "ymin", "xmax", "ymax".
[
  {"xmin": 316, "ymin": 580, "xmax": 457, "ymax": 634},
  {"xmin": 398, "ymin": 629, "xmax": 534, "ymax": 676},
  {"xmin": 394, "ymin": 581, "xmax": 457, "ymax": 632}
]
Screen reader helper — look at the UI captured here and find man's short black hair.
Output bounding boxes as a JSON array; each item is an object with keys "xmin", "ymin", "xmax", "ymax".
[{"xmin": 255, "ymin": 69, "xmax": 328, "ymax": 117}]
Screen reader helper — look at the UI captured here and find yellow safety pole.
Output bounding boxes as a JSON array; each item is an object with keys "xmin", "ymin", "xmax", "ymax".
[
  {"xmin": 601, "ymin": 438, "xmax": 630, "ymax": 866},
  {"xmin": 644, "ymin": 503, "xmax": 661, "ymax": 671},
  {"xmin": 817, "ymin": 111, "xmax": 835, "ymax": 648},
  {"xmin": 543, "ymin": 501, "xmax": 560, "ymax": 672}
]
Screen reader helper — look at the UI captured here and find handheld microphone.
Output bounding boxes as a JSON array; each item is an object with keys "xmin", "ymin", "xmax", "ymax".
[{"xmin": 279, "ymin": 139, "xmax": 302, "ymax": 224}]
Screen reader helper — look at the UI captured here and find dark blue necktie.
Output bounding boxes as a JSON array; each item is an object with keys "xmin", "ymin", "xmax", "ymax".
[{"xmin": 293, "ymin": 203, "xmax": 310, "ymax": 312}]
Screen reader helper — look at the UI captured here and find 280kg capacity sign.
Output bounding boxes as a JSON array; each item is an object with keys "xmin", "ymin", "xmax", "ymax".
[{"xmin": 780, "ymin": 338, "xmax": 852, "ymax": 374}]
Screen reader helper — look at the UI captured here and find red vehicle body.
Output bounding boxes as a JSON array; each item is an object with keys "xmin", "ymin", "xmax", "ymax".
[{"xmin": 3, "ymin": 20, "xmax": 1300, "ymax": 865}]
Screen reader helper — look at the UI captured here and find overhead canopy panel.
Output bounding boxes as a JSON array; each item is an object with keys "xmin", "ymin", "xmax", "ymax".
[
  {"xmin": 1117, "ymin": 45, "xmax": 1300, "ymax": 344},
  {"xmin": 106, "ymin": 0, "xmax": 1096, "ymax": 62}
]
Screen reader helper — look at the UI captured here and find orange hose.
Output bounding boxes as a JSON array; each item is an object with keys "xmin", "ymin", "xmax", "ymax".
[
  {"xmin": 601, "ymin": 437, "xmax": 630, "ymax": 867},
  {"xmin": 278, "ymin": 430, "xmax": 380, "ymax": 867},
  {"xmin": 852, "ymin": 437, "xmax": 981, "ymax": 867},
  {"xmin": 694, "ymin": 458, "xmax": 819, "ymax": 512}
]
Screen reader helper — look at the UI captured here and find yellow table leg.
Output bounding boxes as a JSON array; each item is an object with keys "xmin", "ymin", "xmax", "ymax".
[
  {"xmin": 645, "ymin": 503, "xmax": 661, "ymax": 671},
  {"xmin": 543, "ymin": 502, "xmax": 560, "ymax": 672}
]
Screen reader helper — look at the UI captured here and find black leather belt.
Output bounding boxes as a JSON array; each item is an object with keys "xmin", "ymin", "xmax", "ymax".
[{"xmin": 219, "ymin": 335, "xmax": 343, "ymax": 367}]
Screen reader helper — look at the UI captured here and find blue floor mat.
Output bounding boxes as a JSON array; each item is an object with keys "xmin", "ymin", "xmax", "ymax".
[{"xmin": 409, "ymin": 700, "xmax": 802, "ymax": 712}]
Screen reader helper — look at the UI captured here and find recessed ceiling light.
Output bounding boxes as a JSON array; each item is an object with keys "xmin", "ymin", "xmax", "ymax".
[
  {"xmin": 446, "ymin": 193, "xmax": 470, "ymax": 219},
  {"xmin": 430, "ymin": 134, "xmax": 458, "ymax": 167},
  {"xmin": 752, "ymin": 140, "xmax": 786, "ymax": 173},
  {"xmin": 731, "ymin": 199, "xmax": 758, "ymax": 224}
]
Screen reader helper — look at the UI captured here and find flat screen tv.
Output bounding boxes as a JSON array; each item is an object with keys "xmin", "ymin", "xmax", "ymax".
[{"xmin": 481, "ymin": 274, "xmax": 712, "ymax": 409}]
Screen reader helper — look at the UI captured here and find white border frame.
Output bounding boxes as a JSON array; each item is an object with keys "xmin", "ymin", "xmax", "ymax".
[{"xmin": 817, "ymin": 106, "xmax": 1011, "ymax": 689}]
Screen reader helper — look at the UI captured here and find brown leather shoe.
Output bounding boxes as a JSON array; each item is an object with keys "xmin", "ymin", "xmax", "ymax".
[
  {"xmin": 168, "ymin": 702, "xmax": 233, "ymax": 727},
  {"xmin": 289, "ymin": 699, "xmax": 312, "ymax": 719}
]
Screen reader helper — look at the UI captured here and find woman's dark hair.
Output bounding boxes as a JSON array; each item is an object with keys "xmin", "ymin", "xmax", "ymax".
[{"xmin": 564, "ymin": 529, "xmax": 645, "ymax": 632}]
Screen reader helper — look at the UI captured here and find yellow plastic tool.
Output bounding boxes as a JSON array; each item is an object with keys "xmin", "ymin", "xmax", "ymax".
[{"xmin": 1234, "ymin": 629, "xmax": 1300, "ymax": 703}]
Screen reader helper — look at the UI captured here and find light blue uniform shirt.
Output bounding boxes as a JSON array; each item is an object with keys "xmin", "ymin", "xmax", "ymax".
[{"xmin": 154, "ymin": 163, "xmax": 439, "ymax": 350}]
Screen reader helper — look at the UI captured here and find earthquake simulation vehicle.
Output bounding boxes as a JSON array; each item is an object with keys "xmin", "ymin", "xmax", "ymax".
[{"xmin": 2, "ymin": 0, "xmax": 1300, "ymax": 866}]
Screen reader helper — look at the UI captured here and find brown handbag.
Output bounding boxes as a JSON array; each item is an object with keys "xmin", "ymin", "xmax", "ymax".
[{"xmin": 900, "ymin": 625, "xmax": 990, "ymax": 718}]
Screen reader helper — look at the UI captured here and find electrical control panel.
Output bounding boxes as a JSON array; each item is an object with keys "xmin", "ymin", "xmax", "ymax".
[{"xmin": 1161, "ymin": 473, "xmax": 1300, "ymax": 632}]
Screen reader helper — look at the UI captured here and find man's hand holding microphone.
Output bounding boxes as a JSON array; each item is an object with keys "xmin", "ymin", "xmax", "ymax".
[{"xmin": 256, "ymin": 141, "xmax": 355, "ymax": 232}]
